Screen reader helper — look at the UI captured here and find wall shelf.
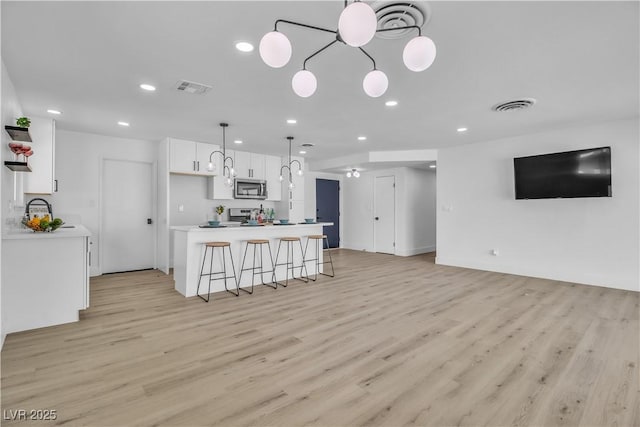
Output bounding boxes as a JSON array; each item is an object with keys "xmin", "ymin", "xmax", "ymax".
[
  {"xmin": 5, "ymin": 125, "xmax": 32, "ymax": 142},
  {"xmin": 4, "ymin": 161, "xmax": 32, "ymax": 172}
]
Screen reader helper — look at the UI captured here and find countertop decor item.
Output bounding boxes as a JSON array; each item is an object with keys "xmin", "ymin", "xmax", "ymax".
[
  {"xmin": 259, "ymin": 2, "xmax": 436, "ymax": 98},
  {"xmin": 22, "ymin": 215, "xmax": 64, "ymax": 232}
]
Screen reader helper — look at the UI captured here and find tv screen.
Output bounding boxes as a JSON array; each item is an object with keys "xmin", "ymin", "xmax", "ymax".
[{"xmin": 514, "ymin": 147, "xmax": 612, "ymax": 199}]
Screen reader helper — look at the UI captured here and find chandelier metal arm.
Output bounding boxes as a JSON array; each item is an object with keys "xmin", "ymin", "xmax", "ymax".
[
  {"xmin": 303, "ymin": 40, "xmax": 339, "ymax": 70},
  {"xmin": 274, "ymin": 19, "xmax": 336, "ymax": 35},
  {"xmin": 290, "ymin": 159, "xmax": 302, "ymax": 171},
  {"xmin": 375, "ymin": 24, "xmax": 422, "ymax": 37},
  {"xmin": 358, "ymin": 47, "xmax": 377, "ymax": 70}
]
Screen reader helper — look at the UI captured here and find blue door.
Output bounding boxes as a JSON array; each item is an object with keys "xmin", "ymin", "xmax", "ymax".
[{"xmin": 316, "ymin": 179, "xmax": 340, "ymax": 248}]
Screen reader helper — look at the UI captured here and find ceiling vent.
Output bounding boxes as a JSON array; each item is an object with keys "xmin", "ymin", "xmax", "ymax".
[
  {"xmin": 371, "ymin": 1, "xmax": 431, "ymax": 40},
  {"xmin": 301, "ymin": 143, "xmax": 314, "ymax": 147},
  {"xmin": 175, "ymin": 80, "xmax": 212, "ymax": 95},
  {"xmin": 492, "ymin": 98, "xmax": 536, "ymax": 112}
]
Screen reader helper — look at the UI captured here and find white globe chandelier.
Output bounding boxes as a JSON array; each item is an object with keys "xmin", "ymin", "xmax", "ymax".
[{"xmin": 259, "ymin": 0, "xmax": 437, "ymax": 98}]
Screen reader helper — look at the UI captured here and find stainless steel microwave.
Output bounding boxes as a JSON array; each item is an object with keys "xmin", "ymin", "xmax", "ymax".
[{"xmin": 234, "ymin": 178, "xmax": 268, "ymax": 199}]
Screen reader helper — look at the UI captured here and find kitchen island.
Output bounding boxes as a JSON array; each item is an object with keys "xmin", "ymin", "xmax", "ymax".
[
  {"xmin": 2, "ymin": 225, "xmax": 91, "ymax": 334},
  {"xmin": 172, "ymin": 223, "xmax": 333, "ymax": 297}
]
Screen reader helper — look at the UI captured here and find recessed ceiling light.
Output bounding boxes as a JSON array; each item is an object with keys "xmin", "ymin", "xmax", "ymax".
[
  {"xmin": 299, "ymin": 150, "xmax": 307, "ymax": 154},
  {"xmin": 47, "ymin": 109, "xmax": 62, "ymax": 115},
  {"xmin": 234, "ymin": 140, "xmax": 243, "ymax": 144},
  {"xmin": 235, "ymin": 42, "xmax": 254, "ymax": 52},
  {"xmin": 139, "ymin": 84, "xmax": 156, "ymax": 91},
  {"xmin": 287, "ymin": 119, "xmax": 297, "ymax": 124},
  {"xmin": 429, "ymin": 164, "xmax": 437, "ymax": 169},
  {"xmin": 118, "ymin": 121, "xmax": 130, "ymax": 127},
  {"xmin": 457, "ymin": 127, "xmax": 468, "ymax": 132},
  {"xmin": 385, "ymin": 100, "xmax": 398, "ymax": 107},
  {"xmin": 358, "ymin": 136, "xmax": 367, "ymax": 141}
]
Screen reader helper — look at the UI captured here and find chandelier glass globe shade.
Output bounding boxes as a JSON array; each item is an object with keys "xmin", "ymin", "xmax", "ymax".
[
  {"xmin": 346, "ymin": 171, "xmax": 352, "ymax": 178},
  {"xmin": 292, "ymin": 70, "xmax": 317, "ymax": 98},
  {"xmin": 362, "ymin": 70, "xmax": 388, "ymax": 98},
  {"xmin": 259, "ymin": 31, "xmax": 292, "ymax": 68},
  {"xmin": 353, "ymin": 170, "xmax": 360, "ymax": 178},
  {"xmin": 338, "ymin": 2, "xmax": 378, "ymax": 47},
  {"xmin": 403, "ymin": 36, "xmax": 437, "ymax": 72}
]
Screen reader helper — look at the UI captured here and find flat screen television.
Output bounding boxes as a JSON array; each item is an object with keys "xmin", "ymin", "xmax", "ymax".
[{"xmin": 514, "ymin": 147, "xmax": 612, "ymax": 199}]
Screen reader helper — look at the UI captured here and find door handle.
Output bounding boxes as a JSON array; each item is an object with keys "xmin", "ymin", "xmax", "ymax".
[
  {"xmin": 375, "ymin": 217, "xmax": 379, "ymax": 220},
  {"xmin": 147, "ymin": 218, "xmax": 153, "ymax": 225}
]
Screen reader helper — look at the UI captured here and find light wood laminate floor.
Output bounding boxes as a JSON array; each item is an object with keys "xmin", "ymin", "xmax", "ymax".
[{"xmin": 2, "ymin": 250, "xmax": 638, "ymax": 426}]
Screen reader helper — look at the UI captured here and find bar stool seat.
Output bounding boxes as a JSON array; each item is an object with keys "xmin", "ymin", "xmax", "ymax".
[
  {"xmin": 238, "ymin": 239, "xmax": 277, "ymax": 293},
  {"xmin": 274, "ymin": 237, "xmax": 308, "ymax": 287},
  {"xmin": 303, "ymin": 234, "xmax": 335, "ymax": 280},
  {"xmin": 196, "ymin": 241, "xmax": 238, "ymax": 302}
]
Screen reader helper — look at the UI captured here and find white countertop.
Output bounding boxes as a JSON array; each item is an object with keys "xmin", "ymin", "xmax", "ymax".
[
  {"xmin": 2, "ymin": 224, "xmax": 92, "ymax": 240},
  {"xmin": 171, "ymin": 222, "xmax": 333, "ymax": 232}
]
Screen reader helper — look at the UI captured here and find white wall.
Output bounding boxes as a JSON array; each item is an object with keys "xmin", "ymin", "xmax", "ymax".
[
  {"xmin": 437, "ymin": 118, "xmax": 639, "ymax": 291},
  {"xmin": 342, "ymin": 167, "xmax": 437, "ymax": 256},
  {"xmin": 1, "ymin": 59, "xmax": 24, "ymax": 348},
  {"xmin": 47, "ymin": 129, "xmax": 157, "ymax": 276}
]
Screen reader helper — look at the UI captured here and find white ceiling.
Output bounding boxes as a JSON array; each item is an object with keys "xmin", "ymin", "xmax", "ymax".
[{"xmin": 1, "ymin": 1, "xmax": 638, "ymax": 170}]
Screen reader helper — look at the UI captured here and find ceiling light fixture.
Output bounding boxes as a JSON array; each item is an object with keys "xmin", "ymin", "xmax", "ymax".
[
  {"xmin": 235, "ymin": 41, "xmax": 254, "ymax": 52},
  {"xmin": 118, "ymin": 121, "xmax": 130, "ymax": 127},
  {"xmin": 346, "ymin": 168, "xmax": 360, "ymax": 178},
  {"xmin": 234, "ymin": 140, "xmax": 243, "ymax": 144},
  {"xmin": 299, "ymin": 150, "xmax": 307, "ymax": 154},
  {"xmin": 139, "ymin": 84, "xmax": 156, "ymax": 91},
  {"xmin": 358, "ymin": 136, "xmax": 367, "ymax": 141},
  {"xmin": 47, "ymin": 109, "xmax": 62, "ymax": 115},
  {"xmin": 385, "ymin": 100, "xmax": 398, "ymax": 107},
  {"xmin": 259, "ymin": 1, "xmax": 436, "ymax": 98},
  {"xmin": 207, "ymin": 123, "xmax": 236, "ymax": 187},
  {"xmin": 279, "ymin": 136, "xmax": 303, "ymax": 189},
  {"xmin": 287, "ymin": 119, "xmax": 297, "ymax": 124},
  {"xmin": 457, "ymin": 127, "xmax": 468, "ymax": 132},
  {"xmin": 429, "ymin": 164, "xmax": 436, "ymax": 169}
]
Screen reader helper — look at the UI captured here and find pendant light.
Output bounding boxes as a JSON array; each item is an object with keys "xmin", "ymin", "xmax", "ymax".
[
  {"xmin": 259, "ymin": 1, "xmax": 437, "ymax": 98},
  {"xmin": 279, "ymin": 136, "xmax": 303, "ymax": 189},
  {"xmin": 207, "ymin": 123, "xmax": 236, "ymax": 187}
]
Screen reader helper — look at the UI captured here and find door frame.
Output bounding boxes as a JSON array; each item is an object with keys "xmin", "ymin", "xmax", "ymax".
[
  {"xmin": 373, "ymin": 175, "xmax": 396, "ymax": 255},
  {"xmin": 98, "ymin": 157, "xmax": 158, "ymax": 275}
]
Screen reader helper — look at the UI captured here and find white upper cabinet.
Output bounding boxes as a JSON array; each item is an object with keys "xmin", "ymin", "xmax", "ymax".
[
  {"xmin": 265, "ymin": 155, "xmax": 282, "ymax": 201},
  {"xmin": 234, "ymin": 151, "xmax": 265, "ymax": 179},
  {"xmin": 169, "ymin": 138, "xmax": 217, "ymax": 176},
  {"xmin": 24, "ymin": 117, "xmax": 56, "ymax": 194}
]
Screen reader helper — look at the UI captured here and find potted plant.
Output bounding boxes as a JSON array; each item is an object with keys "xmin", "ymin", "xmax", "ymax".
[
  {"xmin": 215, "ymin": 205, "xmax": 225, "ymax": 220},
  {"xmin": 16, "ymin": 117, "xmax": 31, "ymax": 128}
]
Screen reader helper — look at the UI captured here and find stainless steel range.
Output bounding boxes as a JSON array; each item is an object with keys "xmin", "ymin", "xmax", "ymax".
[{"xmin": 228, "ymin": 208, "xmax": 255, "ymax": 223}]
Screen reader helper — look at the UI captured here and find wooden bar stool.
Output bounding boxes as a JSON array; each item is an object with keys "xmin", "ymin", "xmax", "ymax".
[
  {"xmin": 303, "ymin": 234, "xmax": 335, "ymax": 280},
  {"xmin": 196, "ymin": 241, "xmax": 239, "ymax": 302},
  {"xmin": 238, "ymin": 239, "xmax": 276, "ymax": 293},
  {"xmin": 273, "ymin": 237, "xmax": 309, "ymax": 287}
]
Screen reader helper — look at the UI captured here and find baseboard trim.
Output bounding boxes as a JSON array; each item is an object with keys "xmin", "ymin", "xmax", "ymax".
[{"xmin": 396, "ymin": 245, "xmax": 436, "ymax": 257}]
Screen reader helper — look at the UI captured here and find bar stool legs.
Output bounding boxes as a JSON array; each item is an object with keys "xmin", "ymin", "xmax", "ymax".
[
  {"xmin": 303, "ymin": 235, "xmax": 335, "ymax": 281},
  {"xmin": 238, "ymin": 240, "xmax": 277, "ymax": 293},
  {"xmin": 196, "ymin": 242, "xmax": 239, "ymax": 302},
  {"xmin": 273, "ymin": 237, "xmax": 309, "ymax": 287}
]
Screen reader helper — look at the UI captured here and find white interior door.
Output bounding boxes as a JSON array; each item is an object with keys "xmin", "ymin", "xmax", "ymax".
[
  {"xmin": 102, "ymin": 159, "xmax": 155, "ymax": 273},
  {"xmin": 374, "ymin": 175, "xmax": 395, "ymax": 254}
]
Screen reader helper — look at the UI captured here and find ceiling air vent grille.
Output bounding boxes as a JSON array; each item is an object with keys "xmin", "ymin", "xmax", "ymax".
[
  {"xmin": 175, "ymin": 80, "xmax": 212, "ymax": 95},
  {"xmin": 492, "ymin": 98, "xmax": 536, "ymax": 112},
  {"xmin": 372, "ymin": 1, "xmax": 431, "ymax": 40}
]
